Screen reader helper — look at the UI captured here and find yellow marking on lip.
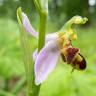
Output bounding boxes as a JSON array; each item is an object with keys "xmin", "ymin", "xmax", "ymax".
[
  {"xmin": 68, "ymin": 29, "xmax": 74, "ymax": 35},
  {"xmin": 72, "ymin": 34, "xmax": 77, "ymax": 40}
]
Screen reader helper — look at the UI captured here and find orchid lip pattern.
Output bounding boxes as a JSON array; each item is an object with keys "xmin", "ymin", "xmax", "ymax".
[{"xmin": 19, "ymin": 12, "xmax": 87, "ymax": 85}]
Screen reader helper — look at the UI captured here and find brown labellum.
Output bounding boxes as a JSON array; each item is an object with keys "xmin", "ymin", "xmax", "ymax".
[
  {"xmin": 61, "ymin": 47, "xmax": 86, "ymax": 70},
  {"xmin": 61, "ymin": 47, "xmax": 80, "ymax": 63},
  {"xmin": 65, "ymin": 47, "xmax": 80, "ymax": 64}
]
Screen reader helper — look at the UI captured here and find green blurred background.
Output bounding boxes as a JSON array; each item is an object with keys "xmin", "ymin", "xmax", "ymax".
[{"xmin": 0, "ymin": 0, "xmax": 96, "ymax": 96}]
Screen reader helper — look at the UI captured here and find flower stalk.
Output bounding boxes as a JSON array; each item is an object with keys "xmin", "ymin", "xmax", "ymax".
[
  {"xmin": 32, "ymin": 0, "xmax": 48, "ymax": 94},
  {"xmin": 33, "ymin": 0, "xmax": 48, "ymax": 51},
  {"xmin": 34, "ymin": 0, "xmax": 48, "ymax": 92},
  {"xmin": 38, "ymin": 13, "xmax": 47, "ymax": 51}
]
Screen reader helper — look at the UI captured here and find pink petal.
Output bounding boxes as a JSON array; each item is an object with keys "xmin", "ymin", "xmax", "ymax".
[
  {"xmin": 46, "ymin": 33, "xmax": 59, "ymax": 42},
  {"xmin": 33, "ymin": 49, "xmax": 38, "ymax": 61},
  {"xmin": 22, "ymin": 12, "xmax": 59, "ymax": 41},
  {"xmin": 35, "ymin": 40, "xmax": 60, "ymax": 85},
  {"xmin": 32, "ymin": 33, "xmax": 59, "ymax": 61},
  {"xmin": 22, "ymin": 13, "xmax": 38, "ymax": 38}
]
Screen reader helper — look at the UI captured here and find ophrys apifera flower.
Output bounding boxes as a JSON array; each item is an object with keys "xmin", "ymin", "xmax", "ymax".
[{"xmin": 17, "ymin": 10, "xmax": 88, "ymax": 85}]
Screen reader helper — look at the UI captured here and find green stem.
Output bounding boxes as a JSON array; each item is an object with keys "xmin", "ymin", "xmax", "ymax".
[
  {"xmin": 33, "ymin": 11, "xmax": 47, "ymax": 96},
  {"xmin": 27, "ymin": 12, "xmax": 47, "ymax": 95},
  {"xmin": 38, "ymin": 13, "xmax": 47, "ymax": 51}
]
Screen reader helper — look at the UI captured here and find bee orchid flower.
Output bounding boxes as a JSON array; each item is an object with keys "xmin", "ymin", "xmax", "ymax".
[{"xmin": 17, "ymin": 11, "xmax": 87, "ymax": 85}]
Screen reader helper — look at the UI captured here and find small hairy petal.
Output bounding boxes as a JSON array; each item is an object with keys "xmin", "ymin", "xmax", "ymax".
[
  {"xmin": 35, "ymin": 40, "xmax": 60, "ymax": 85},
  {"xmin": 22, "ymin": 13, "xmax": 38, "ymax": 37}
]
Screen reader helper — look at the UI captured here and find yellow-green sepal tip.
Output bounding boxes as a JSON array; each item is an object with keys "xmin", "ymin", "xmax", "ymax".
[{"xmin": 17, "ymin": 7, "xmax": 23, "ymax": 26}]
